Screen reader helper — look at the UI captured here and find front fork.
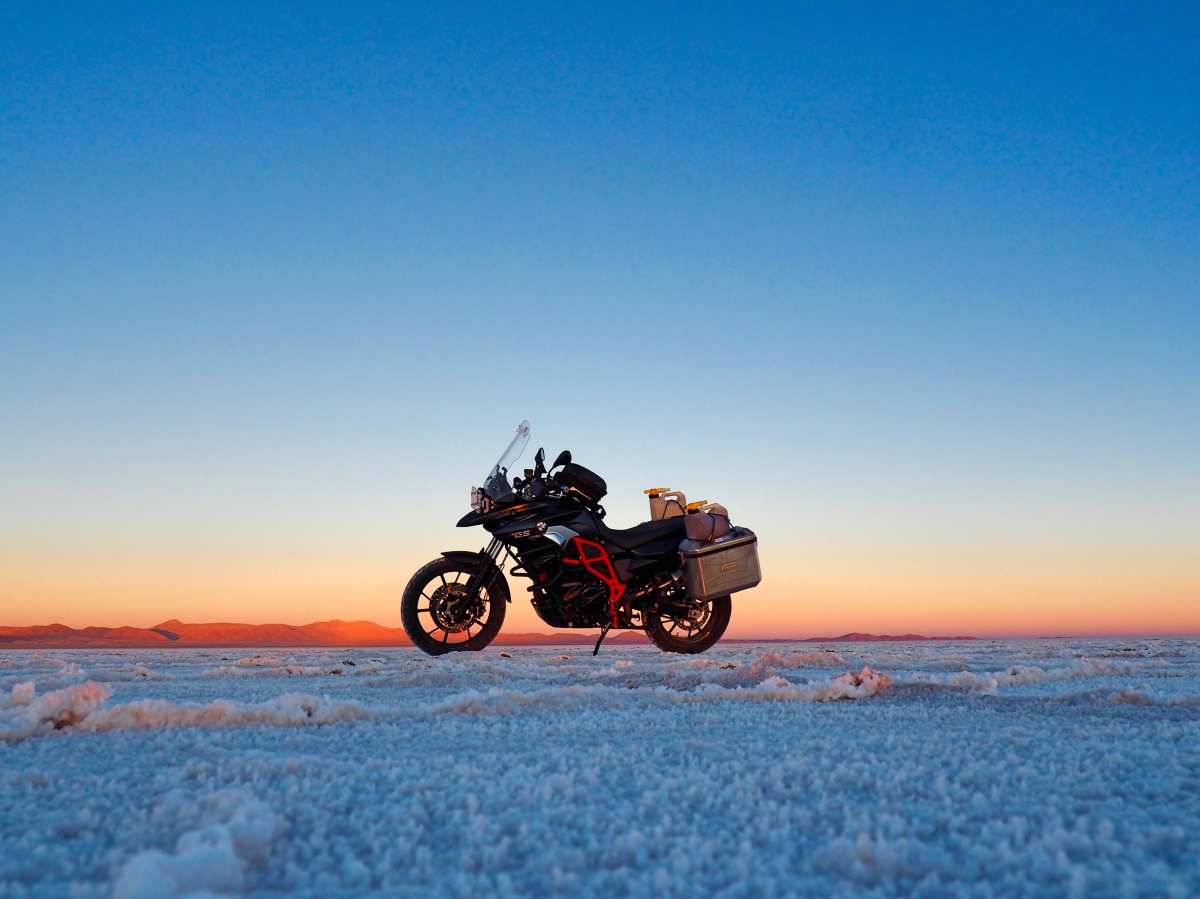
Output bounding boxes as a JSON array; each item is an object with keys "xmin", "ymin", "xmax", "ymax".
[{"xmin": 453, "ymin": 537, "xmax": 506, "ymax": 616}]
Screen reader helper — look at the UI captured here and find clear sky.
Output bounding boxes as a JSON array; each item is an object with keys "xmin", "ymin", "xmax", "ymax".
[{"xmin": 2, "ymin": 2, "xmax": 1197, "ymax": 637}]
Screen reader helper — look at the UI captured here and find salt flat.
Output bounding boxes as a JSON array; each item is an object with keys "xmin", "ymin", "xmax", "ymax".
[{"xmin": 1, "ymin": 639, "xmax": 1197, "ymax": 898}]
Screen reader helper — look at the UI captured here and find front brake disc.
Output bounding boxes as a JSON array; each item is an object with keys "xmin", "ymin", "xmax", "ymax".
[{"xmin": 429, "ymin": 584, "xmax": 473, "ymax": 633}]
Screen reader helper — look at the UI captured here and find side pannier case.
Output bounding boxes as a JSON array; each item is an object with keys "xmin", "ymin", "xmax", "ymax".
[{"xmin": 679, "ymin": 528, "xmax": 762, "ymax": 601}]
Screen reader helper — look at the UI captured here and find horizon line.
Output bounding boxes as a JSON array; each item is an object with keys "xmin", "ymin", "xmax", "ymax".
[{"xmin": 2, "ymin": 618, "xmax": 1198, "ymax": 646}]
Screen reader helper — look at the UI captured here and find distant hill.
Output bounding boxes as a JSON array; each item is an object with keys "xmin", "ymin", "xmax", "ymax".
[
  {"xmin": 0, "ymin": 621, "xmax": 971, "ymax": 649},
  {"xmin": 0, "ymin": 624, "xmax": 178, "ymax": 646},
  {"xmin": 801, "ymin": 633, "xmax": 977, "ymax": 642},
  {"xmin": 148, "ymin": 619, "xmax": 413, "ymax": 647},
  {"xmin": 0, "ymin": 619, "xmax": 654, "ymax": 649},
  {"xmin": 0, "ymin": 620, "xmax": 412, "ymax": 648}
]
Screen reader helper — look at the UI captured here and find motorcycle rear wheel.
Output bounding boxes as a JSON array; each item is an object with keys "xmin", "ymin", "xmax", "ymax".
[
  {"xmin": 646, "ymin": 595, "xmax": 731, "ymax": 654},
  {"xmin": 401, "ymin": 557, "xmax": 508, "ymax": 656}
]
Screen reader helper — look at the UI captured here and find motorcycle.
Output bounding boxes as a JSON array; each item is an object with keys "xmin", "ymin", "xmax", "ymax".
[{"xmin": 401, "ymin": 420, "xmax": 761, "ymax": 656}]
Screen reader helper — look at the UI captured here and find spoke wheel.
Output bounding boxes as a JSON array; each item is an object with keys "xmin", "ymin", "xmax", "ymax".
[
  {"xmin": 402, "ymin": 557, "xmax": 508, "ymax": 656},
  {"xmin": 646, "ymin": 595, "xmax": 731, "ymax": 654}
]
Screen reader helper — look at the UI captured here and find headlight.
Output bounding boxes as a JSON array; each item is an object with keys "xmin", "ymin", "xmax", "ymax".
[{"xmin": 470, "ymin": 487, "xmax": 482, "ymax": 512}]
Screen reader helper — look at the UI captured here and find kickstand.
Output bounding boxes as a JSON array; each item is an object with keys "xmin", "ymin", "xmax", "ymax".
[{"xmin": 593, "ymin": 623, "xmax": 611, "ymax": 656}]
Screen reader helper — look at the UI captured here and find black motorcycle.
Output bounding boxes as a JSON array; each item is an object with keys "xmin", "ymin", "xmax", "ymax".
[{"xmin": 401, "ymin": 421, "xmax": 761, "ymax": 656}]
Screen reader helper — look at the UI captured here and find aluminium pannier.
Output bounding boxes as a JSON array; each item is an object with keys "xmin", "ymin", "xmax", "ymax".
[{"xmin": 680, "ymin": 527, "xmax": 761, "ymax": 601}]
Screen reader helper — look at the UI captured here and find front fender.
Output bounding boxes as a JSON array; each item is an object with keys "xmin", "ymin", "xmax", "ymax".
[{"xmin": 440, "ymin": 551, "xmax": 511, "ymax": 603}]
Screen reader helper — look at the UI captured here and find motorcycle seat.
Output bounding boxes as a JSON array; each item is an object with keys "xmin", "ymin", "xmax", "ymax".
[{"xmin": 593, "ymin": 515, "xmax": 686, "ymax": 551}]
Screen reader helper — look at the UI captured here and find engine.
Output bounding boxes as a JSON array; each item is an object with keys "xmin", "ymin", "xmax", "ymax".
[
  {"xmin": 555, "ymin": 576, "xmax": 608, "ymax": 625},
  {"xmin": 519, "ymin": 537, "xmax": 686, "ymax": 630},
  {"xmin": 522, "ymin": 548, "xmax": 611, "ymax": 629}
]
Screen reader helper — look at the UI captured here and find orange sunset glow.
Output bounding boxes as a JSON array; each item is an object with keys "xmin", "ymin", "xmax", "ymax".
[{"xmin": 5, "ymin": 531, "xmax": 1196, "ymax": 638}]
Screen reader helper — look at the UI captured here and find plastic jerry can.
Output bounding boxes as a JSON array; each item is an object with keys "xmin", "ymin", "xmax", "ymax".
[
  {"xmin": 645, "ymin": 489, "xmax": 688, "ymax": 520},
  {"xmin": 684, "ymin": 502, "xmax": 732, "ymax": 542},
  {"xmin": 661, "ymin": 491, "xmax": 687, "ymax": 519},
  {"xmin": 645, "ymin": 489, "xmax": 668, "ymax": 520}
]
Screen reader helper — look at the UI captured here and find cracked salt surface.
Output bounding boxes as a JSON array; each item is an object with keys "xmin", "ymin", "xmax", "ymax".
[{"xmin": 1, "ymin": 639, "xmax": 1197, "ymax": 897}]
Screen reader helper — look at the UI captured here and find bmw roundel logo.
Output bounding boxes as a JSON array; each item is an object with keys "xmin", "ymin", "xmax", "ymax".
[{"xmin": 536, "ymin": 521, "xmax": 547, "ymax": 534}]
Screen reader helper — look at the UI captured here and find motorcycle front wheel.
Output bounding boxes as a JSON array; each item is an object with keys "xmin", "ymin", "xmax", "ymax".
[
  {"xmin": 645, "ymin": 595, "xmax": 731, "ymax": 654},
  {"xmin": 401, "ymin": 557, "xmax": 508, "ymax": 656}
]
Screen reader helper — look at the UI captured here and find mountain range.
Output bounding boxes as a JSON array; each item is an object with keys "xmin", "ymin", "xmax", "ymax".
[
  {"xmin": 0, "ymin": 620, "xmax": 975, "ymax": 649},
  {"xmin": 0, "ymin": 620, "xmax": 652, "ymax": 648}
]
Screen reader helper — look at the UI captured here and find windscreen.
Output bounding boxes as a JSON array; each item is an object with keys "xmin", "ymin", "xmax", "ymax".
[{"xmin": 487, "ymin": 419, "xmax": 530, "ymax": 484}]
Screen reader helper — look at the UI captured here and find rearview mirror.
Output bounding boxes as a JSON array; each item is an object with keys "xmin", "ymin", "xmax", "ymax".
[{"xmin": 552, "ymin": 450, "xmax": 572, "ymax": 469}]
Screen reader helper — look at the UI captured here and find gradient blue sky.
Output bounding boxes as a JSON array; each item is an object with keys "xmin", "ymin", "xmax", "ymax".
[{"xmin": 2, "ymin": 2, "xmax": 1197, "ymax": 635}]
